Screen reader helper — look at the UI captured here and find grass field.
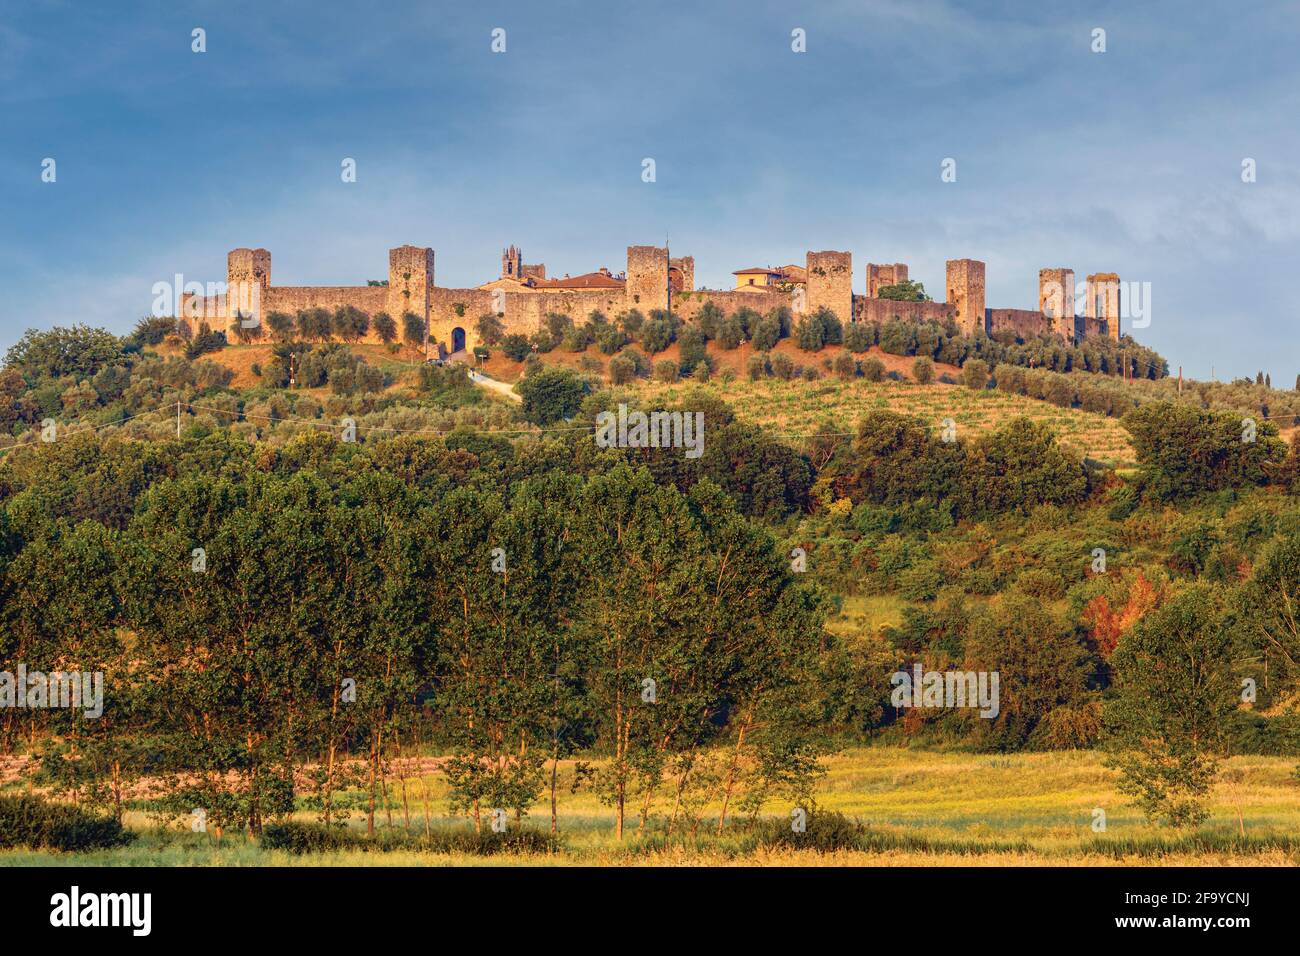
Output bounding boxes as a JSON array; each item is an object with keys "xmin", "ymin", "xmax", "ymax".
[
  {"xmin": 5, "ymin": 748, "xmax": 1296, "ymax": 866},
  {"xmin": 192, "ymin": 339, "xmax": 1136, "ymax": 464},
  {"xmin": 636, "ymin": 371, "xmax": 1136, "ymax": 467}
]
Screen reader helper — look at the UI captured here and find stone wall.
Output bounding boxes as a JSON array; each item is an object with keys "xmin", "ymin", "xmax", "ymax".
[
  {"xmin": 674, "ymin": 288, "xmax": 794, "ymax": 322},
  {"xmin": 854, "ymin": 297, "xmax": 952, "ymax": 325},
  {"xmin": 987, "ymin": 308, "xmax": 1048, "ymax": 339}
]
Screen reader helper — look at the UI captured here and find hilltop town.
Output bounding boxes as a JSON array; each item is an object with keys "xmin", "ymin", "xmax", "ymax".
[{"xmin": 179, "ymin": 243, "xmax": 1129, "ymax": 360}]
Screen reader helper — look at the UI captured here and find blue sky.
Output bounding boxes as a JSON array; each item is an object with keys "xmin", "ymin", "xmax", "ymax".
[{"xmin": 3, "ymin": 0, "xmax": 1298, "ymax": 381}]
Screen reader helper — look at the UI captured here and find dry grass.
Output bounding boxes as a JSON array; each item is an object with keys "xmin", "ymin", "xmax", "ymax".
[{"xmin": 5, "ymin": 749, "xmax": 1296, "ymax": 866}]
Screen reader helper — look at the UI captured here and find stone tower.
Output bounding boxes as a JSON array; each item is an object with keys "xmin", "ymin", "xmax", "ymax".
[
  {"xmin": 387, "ymin": 246, "xmax": 435, "ymax": 344},
  {"xmin": 502, "ymin": 245, "xmax": 523, "ymax": 280},
  {"xmin": 946, "ymin": 259, "xmax": 986, "ymax": 336},
  {"xmin": 865, "ymin": 263, "xmax": 909, "ymax": 298},
  {"xmin": 1038, "ymin": 268, "xmax": 1075, "ymax": 341},
  {"xmin": 805, "ymin": 250, "xmax": 852, "ymax": 319},
  {"xmin": 1086, "ymin": 273, "xmax": 1122, "ymax": 341},
  {"xmin": 626, "ymin": 245, "xmax": 669, "ymax": 312},
  {"xmin": 669, "ymin": 256, "xmax": 695, "ymax": 293},
  {"xmin": 226, "ymin": 247, "xmax": 271, "ymax": 329}
]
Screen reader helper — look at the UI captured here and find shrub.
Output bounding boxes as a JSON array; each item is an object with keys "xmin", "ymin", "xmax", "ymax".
[
  {"xmin": 608, "ymin": 355, "xmax": 636, "ymax": 384},
  {"xmin": 770, "ymin": 352, "xmax": 796, "ymax": 380},
  {"xmin": 653, "ymin": 359, "xmax": 679, "ymax": 382},
  {"xmin": 963, "ymin": 358, "xmax": 989, "ymax": 389},
  {"xmin": 795, "ymin": 316, "xmax": 826, "ymax": 351},
  {"xmin": 500, "ymin": 334, "xmax": 531, "ymax": 362},
  {"xmin": 677, "ymin": 326, "xmax": 707, "ymax": 374},
  {"xmin": 833, "ymin": 352, "xmax": 857, "ymax": 380},
  {"xmin": 516, "ymin": 367, "xmax": 587, "ymax": 424},
  {"xmin": 751, "ymin": 316, "xmax": 782, "ymax": 351},
  {"xmin": 0, "ymin": 794, "xmax": 133, "ymax": 851},
  {"xmin": 261, "ymin": 821, "xmax": 556, "ymax": 856},
  {"xmin": 911, "ymin": 356, "xmax": 934, "ymax": 384},
  {"xmin": 639, "ymin": 319, "xmax": 672, "ymax": 354},
  {"xmin": 756, "ymin": 809, "xmax": 864, "ymax": 853},
  {"xmin": 529, "ymin": 330, "xmax": 557, "ymax": 354},
  {"xmin": 596, "ymin": 326, "xmax": 627, "ymax": 355},
  {"xmin": 843, "ymin": 323, "xmax": 873, "ymax": 353},
  {"xmin": 746, "ymin": 355, "xmax": 768, "ymax": 380},
  {"xmin": 861, "ymin": 357, "xmax": 885, "ymax": 382},
  {"xmin": 716, "ymin": 316, "xmax": 744, "ymax": 349}
]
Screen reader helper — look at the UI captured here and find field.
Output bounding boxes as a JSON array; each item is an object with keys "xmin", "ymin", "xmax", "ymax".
[
  {"xmin": 199, "ymin": 339, "xmax": 1138, "ymax": 465},
  {"xmin": 633, "ymin": 361, "xmax": 1137, "ymax": 466},
  {"xmin": 5, "ymin": 749, "xmax": 1297, "ymax": 867}
]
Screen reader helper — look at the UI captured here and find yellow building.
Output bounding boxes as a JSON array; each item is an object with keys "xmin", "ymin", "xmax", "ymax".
[{"xmin": 732, "ymin": 265, "xmax": 806, "ymax": 289}]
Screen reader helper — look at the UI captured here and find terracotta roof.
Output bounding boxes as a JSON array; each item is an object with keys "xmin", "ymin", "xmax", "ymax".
[
  {"xmin": 533, "ymin": 271, "xmax": 625, "ymax": 290},
  {"xmin": 733, "ymin": 267, "xmax": 780, "ymax": 275}
]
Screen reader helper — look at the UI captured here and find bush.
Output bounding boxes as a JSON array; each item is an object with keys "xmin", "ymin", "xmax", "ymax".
[
  {"xmin": 653, "ymin": 359, "xmax": 679, "ymax": 382},
  {"xmin": 833, "ymin": 352, "xmax": 857, "ymax": 380},
  {"xmin": 500, "ymin": 334, "xmax": 531, "ymax": 362},
  {"xmin": 261, "ymin": 821, "xmax": 556, "ymax": 856},
  {"xmin": 751, "ymin": 316, "xmax": 782, "ymax": 351},
  {"xmin": 607, "ymin": 355, "xmax": 636, "ymax": 385},
  {"xmin": 911, "ymin": 356, "xmax": 934, "ymax": 384},
  {"xmin": 861, "ymin": 357, "xmax": 885, "ymax": 382},
  {"xmin": 963, "ymin": 358, "xmax": 989, "ymax": 390},
  {"xmin": 746, "ymin": 355, "xmax": 768, "ymax": 380},
  {"xmin": 677, "ymin": 326, "xmax": 707, "ymax": 374},
  {"xmin": 639, "ymin": 319, "xmax": 672, "ymax": 354},
  {"xmin": 516, "ymin": 367, "xmax": 587, "ymax": 424},
  {"xmin": 770, "ymin": 352, "xmax": 796, "ymax": 380},
  {"xmin": 756, "ymin": 809, "xmax": 865, "ymax": 853},
  {"xmin": 844, "ymin": 323, "xmax": 873, "ymax": 353},
  {"xmin": 0, "ymin": 794, "xmax": 133, "ymax": 851},
  {"xmin": 716, "ymin": 315, "xmax": 744, "ymax": 349}
]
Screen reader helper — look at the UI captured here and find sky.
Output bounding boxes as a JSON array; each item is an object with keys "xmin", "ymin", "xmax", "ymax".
[{"xmin": 2, "ymin": 0, "xmax": 1298, "ymax": 381}]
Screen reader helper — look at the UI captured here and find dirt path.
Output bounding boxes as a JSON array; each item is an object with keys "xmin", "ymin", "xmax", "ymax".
[{"xmin": 466, "ymin": 368, "xmax": 522, "ymax": 403}]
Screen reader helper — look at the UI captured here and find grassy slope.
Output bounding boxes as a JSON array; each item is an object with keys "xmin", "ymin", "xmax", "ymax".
[{"xmin": 199, "ymin": 339, "xmax": 1137, "ymax": 465}]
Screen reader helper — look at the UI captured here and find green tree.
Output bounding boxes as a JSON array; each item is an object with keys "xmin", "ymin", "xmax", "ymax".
[
  {"xmin": 372, "ymin": 312, "xmax": 398, "ymax": 346},
  {"xmin": 516, "ymin": 367, "xmax": 587, "ymax": 425},
  {"xmin": 876, "ymin": 279, "xmax": 930, "ymax": 301},
  {"xmin": 475, "ymin": 313, "xmax": 505, "ymax": 346},
  {"xmin": 1103, "ymin": 585, "xmax": 1237, "ymax": 828}
]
